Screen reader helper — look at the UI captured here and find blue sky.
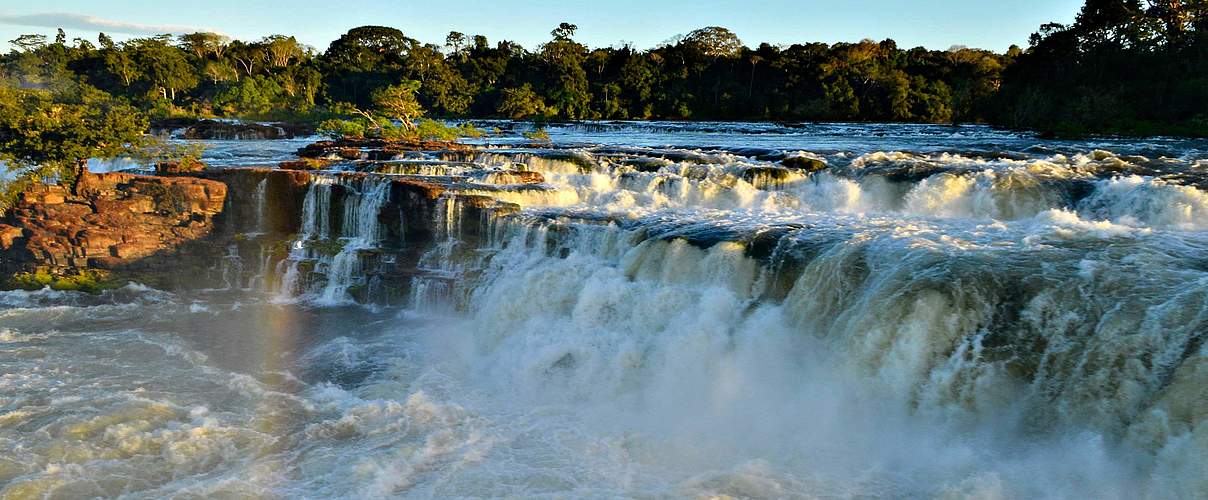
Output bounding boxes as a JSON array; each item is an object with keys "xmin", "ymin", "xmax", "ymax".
[{"xmin": 1, "ymin": 0, "xmax": 1085, "ymax": 53}]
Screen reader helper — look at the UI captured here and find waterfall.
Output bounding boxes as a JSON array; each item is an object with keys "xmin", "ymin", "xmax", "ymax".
[
  {"xmin": 411, "ymin": 206, "xmax": 1208, "ymax": 494},
  {"xmin": 219, "ymin": 243, "xmax": 244, "ymax": 291},
  {"xmin": 315, "ymin": 178, "xmax": 391, "ymax": 305},
  {"xmin": 345, "ymin": 149, "xmax": 1208, "ymax": 481},
  {"xmin": 266, "ymin": 175, "xmax": 396, "ymax": 304},
  {"xmin": 253, "ymin": 178, "xmax": 268, "ymax": 234},
  {"xmin": 223, "ymin": 142, "xmax": 1208, "ymax": 489},
  {"xmin": 8, "ymin": 125, "xmax": 1208, "ymax": 498},
  {"xmin": 274, "ymin": 177, "xmax": 334, "ymax": 299},
  {"xmin": 407, "ymin": 194, "xmax": 489, "ymax": 314}
]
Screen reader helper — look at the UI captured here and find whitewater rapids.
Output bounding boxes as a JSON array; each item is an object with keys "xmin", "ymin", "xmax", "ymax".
[{"xmin": 2, "ymin": 122, "xmax": 1207, "ymax": 498}]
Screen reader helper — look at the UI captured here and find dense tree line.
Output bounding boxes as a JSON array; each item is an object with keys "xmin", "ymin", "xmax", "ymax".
[
  {"xmin": 0, "ymin": 0, "xmax": 1204, "ymax": 134},
  {"xmin": 0, "ymin": 23, "xmax": 1010, "ymax": 124},
  {"xmin": 993, "ymin": 0, "xmax": 1207, "ymax": 135}
]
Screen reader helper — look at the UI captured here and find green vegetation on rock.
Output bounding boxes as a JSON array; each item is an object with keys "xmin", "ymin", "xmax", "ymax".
[
  {"xmin": 522, "ymin": 128, "xmax": 552, "ymax": 143},
  {"xmin": 6, "ymin": 269, "xmax": 118, "ymax": 294},
  {"xmin": 304, "ymin": 237, "xmax": 347, "ymax": 257}
]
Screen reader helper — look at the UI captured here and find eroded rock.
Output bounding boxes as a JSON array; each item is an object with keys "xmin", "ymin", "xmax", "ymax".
[{"xmin": 0, "ymin": 172, "xmax": 227, "ymax": 280}]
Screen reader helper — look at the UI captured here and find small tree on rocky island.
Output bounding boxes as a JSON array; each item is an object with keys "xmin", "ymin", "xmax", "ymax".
[
  {"xmin": 371, "ymin": 81, "xmax": 424, "ymax": 130},
  {"xmin": 0, "ymin": 82, "xmax": 148, "ymax": 209}
]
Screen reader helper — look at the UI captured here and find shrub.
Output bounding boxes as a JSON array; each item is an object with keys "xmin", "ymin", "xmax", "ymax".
[
  {"xmin": 414, "ymin": 119, "xmax": 460, "ymax": 141},
  {"xmin": 6, "ymin": 269, "xmax": 115, "ymax": 294},
  {"xmin": 317, "ymin": 118, "xmax": 368, "ymax": 139},
  {"xmin": 523, "ymin": 128, "xmax": 551, "ymax": 143},
  {"xmin": 457, "ymin": 122, "xmax": 485, "ymax": 138}
]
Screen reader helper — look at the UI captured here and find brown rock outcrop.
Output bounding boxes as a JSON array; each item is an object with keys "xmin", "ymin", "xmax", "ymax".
[
  {"xmin": 2, "ymin": 160, "xmax": 521, "ymax": 299},
  {"xmin": 155, "ymin": 158, "xmax": 207, "ymax": 174},
  {"xmin": 0, "ymin": 171, "xmax": 227, "ymax": 277}
]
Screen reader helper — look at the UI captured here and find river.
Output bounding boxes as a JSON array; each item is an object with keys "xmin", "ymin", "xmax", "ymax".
[{"xmin": 3, "ymin": 122, "xmax": 1207, "ymax": 498}]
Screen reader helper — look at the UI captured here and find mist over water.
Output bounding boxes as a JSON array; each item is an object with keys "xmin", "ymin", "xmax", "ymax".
[{"xmin": 3, "ymin": 123, "xmax": 1208, "ymax": 498}]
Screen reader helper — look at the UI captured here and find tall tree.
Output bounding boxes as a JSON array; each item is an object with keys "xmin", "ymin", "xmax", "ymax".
[
  {"xmin": 539, "ymin": 23, "xmax": 591, "ymax": 119},
  {"xmin": 134, "ymin": 38, "xmax": 198, "ymax": 100},
  {"xmin": 322, "ymin": 26, "xmax": 416, "ymax": 106},
  {"xmin": 264, "ymin": 35, "xmax": 304, "ymax": 67}
]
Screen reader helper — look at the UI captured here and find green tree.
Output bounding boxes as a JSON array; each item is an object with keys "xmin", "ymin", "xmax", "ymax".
[
  {"xmin": 371, "ymin": 81, "xmax": 424, "ymax": 128},
  {"xmin": 134, "ymin": 38, "xmax": 198, "ymax": 100},
  {"xmin": 683, "ymin": 27, "xmax": 745, "ymax": 58},
  {"xmin": 551, "ymin": 23, "xmax": 578, "ymax": 41},
  {"xmin": 202, "ymin": 60, "xmax": 238, "ymax": 84},
  {"xmin": 0, "ymin": 83, "xmax": 148, "ymax": 208},
  {"xmin": 179, "ymin": 32, "xmax": 230, "ymax": 59},
  {"xmin": 323, "ymin": 26, "xmax": 416, "ymax": 106},
  {"xmin": 264, "ymin": 35, "xmax": 304, "ymax": 67},
  {"xmin": 212, "ymin": 75, "xmax": 284, "ymax": 116},
  {"xmin": 539, "ymin": 24, "xmax": 591, "ymax": 119},
  {"xmin": 103, "ymin": 43, "xmax": 142, "ymax": 87},
  {"xmin": 445, "ymin": 31, "xmax": 467, "ymax": 60},
  {"xmin": 279, "ymin": 64, "xmax": 323, "ymax": 107},
  {"xmin": 497, "ymin": 83, "xmax": 548, "ymax": 119},
  {"xmin": 226, "ymin": 40, "xmax": 267, "ymax": 77},
  {"xmin": 9, "ymin": 34, "xmax": 47, "ymax": 52},
  {"xmin": 995, "ymin": 0, "xmax": 1207, "ymax": 135}
]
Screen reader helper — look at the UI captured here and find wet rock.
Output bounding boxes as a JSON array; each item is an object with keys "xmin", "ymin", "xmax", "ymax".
[
  {"xmin": 621, "ymin": 157, "xmax": 673, "ymax": 173},
  {"xmin": 727, "ymin": 147, "xmax": 787, "ymax": 161},
  {"xmin": 151, "ymin": 118, "xmax": 314, "ymax": 140},
  {"xmin": 155, "ymin": 158, "xmax": 207, "ymax": 174},
  {"xmin": 3, "ymin": 151, "xmax": 535, "ymax": 299},
  {"xmin": 297, "ymin": 138, "xmax": 470, "ymax": 160},
  {"xmin": 197, "ymin": 168, "xmax": 315, "ymax": 235},
  {"xmin": 781, "ymin": 156, "xmax": 827, "ymax": 172},
  {"xmin": 278, "ymin": 159, "xmax": 335, "ymax": 171},
  {"xmin": 741, "ymin": 166, "xmax": 801, "ymax": 189},
  {"xmin": 482, "ymin": 171, "xmax": 545, "ymax": 185}
]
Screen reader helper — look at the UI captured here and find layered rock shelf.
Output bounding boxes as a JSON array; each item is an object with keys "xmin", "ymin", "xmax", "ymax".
[{"xmin": 0, "ymin": 172, "xmax": 227, "ymax": 277}]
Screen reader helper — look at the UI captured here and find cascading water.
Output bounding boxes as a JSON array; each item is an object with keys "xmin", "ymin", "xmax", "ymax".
[
  {"xmin": 252, "ymin": 177, "xmax": 268, "ymax": 234},
  {"xmin": 316, "ymin": 178, "xmax": 391, "ymax": 305},
  {"xmin": 4, "ymin": 123, "xmax": 1208, "ymax": 498},
  {"xmin": 275, "ymin": 175, "xmax": 334, "ymax": 299},
  {"xmin": 272, "ymin": 175, "xmax": 394, "ymax": 304}
]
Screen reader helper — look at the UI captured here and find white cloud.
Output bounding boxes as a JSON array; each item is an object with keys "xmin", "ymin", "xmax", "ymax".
[{"xmin": 0, "ymin": 12, "xmax": 221, "ymax": 36}]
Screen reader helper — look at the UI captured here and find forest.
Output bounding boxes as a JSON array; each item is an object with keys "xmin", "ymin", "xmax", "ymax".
[{"xmin": 1, "ymin": 0, "xmax": 1205, "ymax": 134}]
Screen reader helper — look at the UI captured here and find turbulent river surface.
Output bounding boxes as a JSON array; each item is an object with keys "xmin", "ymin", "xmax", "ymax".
[{"xmin": 4, "ymin": 122, "xmax": 1208, "ymax": 498}]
